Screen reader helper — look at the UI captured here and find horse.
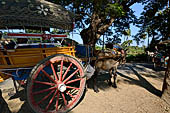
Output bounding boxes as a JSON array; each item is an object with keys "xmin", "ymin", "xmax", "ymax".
[{"xmin": 91, "ymin": 49, "xmax": 127, "ymax": 93}]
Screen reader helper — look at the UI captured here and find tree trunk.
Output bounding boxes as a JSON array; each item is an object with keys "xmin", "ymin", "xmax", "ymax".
[
  {"xmin": 80, "ymin": 12, "xmax": 115, "ymax": 48},
  {"xmin": 162, "ymin": 54, "xmax": 170, "ymax": 105},
  {"xmin": 80, "ymin": 25, "xmax": 100, "ymax": 46}
]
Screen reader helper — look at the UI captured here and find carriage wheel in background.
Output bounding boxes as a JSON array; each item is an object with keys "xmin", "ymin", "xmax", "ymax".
[{"xmin": 27, "ymin": 54, "xmax": 86, "ymax": 113}]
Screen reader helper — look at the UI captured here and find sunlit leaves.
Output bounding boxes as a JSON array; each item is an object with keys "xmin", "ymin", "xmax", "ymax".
[
  {"xmin": 105, "ymin": 3, "xmax": 125, "ymax": 17},
  {"xmin": 121, "ymin": 40, "xmax": 133, "ymax": 49}
]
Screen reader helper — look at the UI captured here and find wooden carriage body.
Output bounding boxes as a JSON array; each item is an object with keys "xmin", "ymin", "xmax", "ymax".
[
  {"xmin": 0, "ymin": 46, "xmax": 75, "ymax": 69},
  {"xmin": 0, "ymin": 0, "xmax": 88, "ymax": 112},
  {"xmin": 0, "ymin": 34, "xmax": 87, "ymax": 113},
  {"xmin": 0, "ymin": 32, "xmax": 76, "ymax": 81}
]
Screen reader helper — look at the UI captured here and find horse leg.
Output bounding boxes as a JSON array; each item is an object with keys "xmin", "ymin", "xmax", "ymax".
[
  {"xmin": 92, "ymin": 70, "xmax": 99, "ymax": 93},
  {"xmin": 108, "ymin": 69, "xmax": 113, "ymax": 86},
  {"xmin": 112, "ymin": 67, "xmax": 117, "ymax": 88}
]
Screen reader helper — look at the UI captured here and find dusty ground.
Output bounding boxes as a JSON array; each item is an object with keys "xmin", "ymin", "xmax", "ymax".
[{"xmin": 0, "ymin": 63, "xmax": 170, "ymax": 113}]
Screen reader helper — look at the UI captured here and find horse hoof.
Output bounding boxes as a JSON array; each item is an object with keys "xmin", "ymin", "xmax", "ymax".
[
  {"xmin": 112, "ymin": 84, "xmax": 117, "ymax": 88},
  {"xmin": 108, "ymin": 82, "xmax": 112, "ymax": 86},
  {"xmin": 94, "ymin": 89, "xmax": 99, "ymax": 93},
  {"xmin": 94, "ymin": 87, "xmax": 99, "ymax": 93}
]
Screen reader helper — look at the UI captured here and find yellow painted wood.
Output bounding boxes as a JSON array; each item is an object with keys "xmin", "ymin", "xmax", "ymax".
[
  {"xmin": 0, "ymin": 73, "xmax": 10, "ymax": 82},
  {"xmin": 0, "ymin": 46, "xmax": 76, "ymax": 81}
]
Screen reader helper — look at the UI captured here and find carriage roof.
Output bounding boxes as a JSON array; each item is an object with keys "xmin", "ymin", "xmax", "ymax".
[{"xmin": 0, "ymin": 0, "xmax": 75, "ymax": 30}]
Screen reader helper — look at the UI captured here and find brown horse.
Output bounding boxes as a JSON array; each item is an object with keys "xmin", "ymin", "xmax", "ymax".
[{"xmin": 91, "ymin": 49, "xmax": 127, "ymax": 93}]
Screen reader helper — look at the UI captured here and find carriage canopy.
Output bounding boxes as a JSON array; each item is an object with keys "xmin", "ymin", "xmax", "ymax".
[{"xmin": 0, "ymin": 0, "xmax": 75, "ymax": 30}]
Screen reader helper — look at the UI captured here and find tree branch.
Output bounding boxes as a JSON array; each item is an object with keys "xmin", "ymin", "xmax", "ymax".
[{"xmin": 98, "ymin": 18, "xmax": 115, "ymax": 36}]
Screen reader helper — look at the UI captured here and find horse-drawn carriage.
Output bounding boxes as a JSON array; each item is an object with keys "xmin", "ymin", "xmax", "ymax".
[
  {"xmin": 0, "ymin": 34, "xmax": 86, "ymax": 113},
  {"xmin": 0, "ymin": 0, "xmax": 127, "ymax": 113},
  {"xmin": 0, "ymin": 0, "xmax": 88, "ymax": 113},
  {"xmin": 148, "ymin": 41, "xmax": 170, "ymax": 69}
]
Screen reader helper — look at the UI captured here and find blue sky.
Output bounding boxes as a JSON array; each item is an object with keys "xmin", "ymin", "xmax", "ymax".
[{"xmin": 70, "ymin": 3, "xmax": 146, "ymax": 47}]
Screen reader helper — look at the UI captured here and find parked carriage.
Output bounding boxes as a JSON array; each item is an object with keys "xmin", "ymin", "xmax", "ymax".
[
  {"xmin": 0, "ymin": 0, "xmax": 127, "ymax": 113},
  {"xmin": 0, "ymin": 32, "xmax": 88, "ymax": 113},
  {"xmin": 0, "ymin": 0, "xmax": 88, "ymax": 113}
]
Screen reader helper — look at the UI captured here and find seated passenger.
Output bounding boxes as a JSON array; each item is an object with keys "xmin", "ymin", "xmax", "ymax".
[
  {"xmin": 0, "ymin": 32, "xmax": 3, "ymax": 49},
  {"xmin": 16, "ymin": 38, "xmax": 30, "ymax": 48},
  {"xmin": 17, "ymin": 38, "xmax": 28, "ymax": 44},
  {"xmin": 0, "ymin": 32, "xmax": 15, "ymax": 49}
]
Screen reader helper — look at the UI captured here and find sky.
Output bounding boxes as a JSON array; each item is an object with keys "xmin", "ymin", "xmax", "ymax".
[{"xmin": 70, "ymin": 3, "xmax": 147, "ymax": 47}]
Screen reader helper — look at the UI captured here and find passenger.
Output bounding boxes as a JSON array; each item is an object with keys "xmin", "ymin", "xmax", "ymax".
[
  {"xmin": 5, "ymin": 39, "xmax": 16, "ymax": 49},
  {"xmin": 17, "ymin": 38, "xmax": 28, "ymax": 44},
  {"xmin": 0, "ymin": 32, "xmax": 3, "ymax": 49},
  {"xmin": 16, "ymin": 38, "xmax": 30, "ymax": 48}
]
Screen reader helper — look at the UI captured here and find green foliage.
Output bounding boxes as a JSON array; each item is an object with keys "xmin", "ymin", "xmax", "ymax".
[
  {"xmin": 123, "ymin": 28, "xmax": 131, "ymax": 36},
  {"xmin": 136, "ymin": 0, "xmax": 169, "ymax": 44},
  {"xmin": 125, "ymin": 46, "xmax": 147, "ymax": 62},
  {"xmin": 95, "ymin": 45, "xmax": 102, "ymax": 50},
  {"xmin": 127, "ymin": 46, "xmax": 144, "ymax": 55},
  {"xmin": 25, "ymin": 29, "xmax": 41, "ymax": 33},
  {"xmin": 121, "ymin": 40, "xmax": 132, "ymax": 49},
  {"xmin": 105, "ymin": 3, "xmax": 125, "ymax": 17},
  {"xmin": 51, "ymin": 29, "xmax": 59, "ymax": 34},
  {"xmin": 126, "ymin": 53, "xmax": 148, "ymax": 62},
  {"xmin": 47, "ymin": 0, "xmax": 145, "ymax": 45}
]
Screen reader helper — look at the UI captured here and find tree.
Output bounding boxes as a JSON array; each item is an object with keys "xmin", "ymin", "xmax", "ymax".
[
  {"xmin": 121, "ymin": 40, "xmax": 132, "ymax": 49},
  {"xmin": 46, "ymin": 0, "xmax": 147, "ymax": 47},
  {"xmin": 162, "ymin": 54, "xmax": 170, "ymax": 105},
  {"xmin": 136, "ymin": 0, "xmax": 170, "ymax": 105},
  {"xmin": 123, "ymin": 28, "xmax": 131, "ymax": 41},
  {"xmin": 133, "ymin": 34, "xmax": 141, "ymax": 47},
  {"xmin": 140, "ymin": 33, "xmax": 146, "ymax": 48},
  {"xmin": 136, "ymin": 0, "xmax": 169, "ymax": 43}
]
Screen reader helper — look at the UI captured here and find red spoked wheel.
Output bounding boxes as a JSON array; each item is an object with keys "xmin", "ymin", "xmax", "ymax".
[{"xmin": 27, "ymin": 54, "xmax": 86, "ymax": 113}]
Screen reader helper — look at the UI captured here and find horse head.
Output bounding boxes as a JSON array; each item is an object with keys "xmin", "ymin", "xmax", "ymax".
[{"xmin": 119, "ymin": 49, "xmax": 127, "ymax": 65}]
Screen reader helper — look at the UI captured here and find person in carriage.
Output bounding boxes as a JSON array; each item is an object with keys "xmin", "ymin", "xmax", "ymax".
[
  {"xmin": 0, "ymin": 32, "xmax": 3, "ymax": 49},
  {"xmin": 153, "ymin": 44, "xmax": 168, "ymax": 68},
  {"xmin": 112, "ymin": 45, "xmax": 125, "ymax": 55},
  {"xmin": 0, "ymin": 32, "xmax": 16, "ymax": 49}
]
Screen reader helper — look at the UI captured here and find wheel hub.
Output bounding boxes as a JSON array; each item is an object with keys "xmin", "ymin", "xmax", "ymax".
[{"xmin": 58, "ymin": 83, "xmax": 66, "ymax": 92}]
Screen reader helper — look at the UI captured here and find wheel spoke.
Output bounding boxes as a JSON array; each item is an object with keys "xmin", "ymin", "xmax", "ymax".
[
  {"xmin": 65, "ymin": 78, "xmax": 82, "ymax": 85},
  {"xmin": 33, "ymin": 87, "xmax": 56, "ymax": 95},
  {"xmin": 45, "ymin": 90, "xmax": 58, "ymax": 111},
  {"xmin": 60, "ymin": 60, "xmax": 64, "ymax": 81},
  {"xmin": 28, "ymin": 55, "xmax": 86, "ymax": 113},
  {"xmin": 42, "ymin": 69, "xmax": 57, "ymax": 84},
  {"xmin": 51, "ymin": 63, "xmax": 59, "ymax": 81},
  {"xmin": 34, "ymin": 81, "xmax": 55, "ymax": 86},
  {"xmin": 66, "ymin": 86, "xmax": 80, "ymax": 90},
  {"xmin": 37, "ymin": 90, "xmax": 55, "ymax": 105},
  {"xmin": 55, "ymin": 91, "xmax": 60, "ymax": 111},
  {"xmin": 62, "ymin": 63, "xmax": 73, "ymax": 81},
  {"xmin": 61, "ymin": 93, "xmax": 67, "ymax": 106},
  {"xmin": 66, "ymin": 91, "xmax": 75, "ymax": 99},
  {"xmin": 63, "ymin": 69, "xmax": 79, "ymax": 84}
]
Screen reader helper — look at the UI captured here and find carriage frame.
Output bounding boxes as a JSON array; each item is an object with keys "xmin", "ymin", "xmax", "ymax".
[{"xmin": 0, "ymin": 32, "xmax": 90, "ymax": 113}]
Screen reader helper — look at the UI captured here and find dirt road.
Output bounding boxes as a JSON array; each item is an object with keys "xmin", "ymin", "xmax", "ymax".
[{"xmin": 0, "ymin": 63, "xmax": 170, "ymax": 113}]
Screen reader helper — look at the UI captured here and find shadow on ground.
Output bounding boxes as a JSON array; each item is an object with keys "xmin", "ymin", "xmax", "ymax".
[
  {"xmin": 8, "ymin": 85, "xmax": 87, "ymax": 113},
  {"xmin": 2, "ymin": 63, "xmax": 164, "ymax": 113},
  {"xmin": 117, "ymin": 65, "xmax": 162, "ymax": 97}
]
